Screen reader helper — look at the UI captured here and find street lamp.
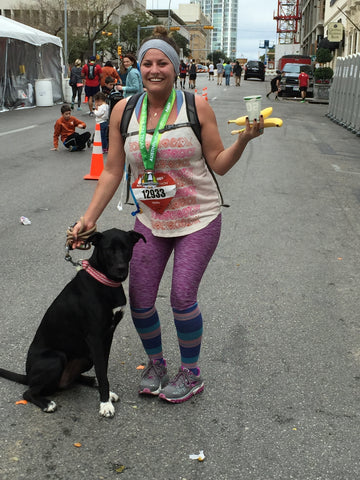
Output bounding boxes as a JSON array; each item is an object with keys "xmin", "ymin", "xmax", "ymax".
[{"xmin": 64, "ymin": 0, "xmax": 68, "ymax": 75}]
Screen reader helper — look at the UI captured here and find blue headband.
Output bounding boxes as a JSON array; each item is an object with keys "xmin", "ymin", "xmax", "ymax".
[{"xmin": 138, "ymin": 39, "xmax": 180, "ymax": 74}]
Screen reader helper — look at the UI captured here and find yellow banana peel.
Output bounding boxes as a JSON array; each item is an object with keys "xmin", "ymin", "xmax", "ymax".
[
  {"xmin": 227, "ymin": 107, "xmax": 273, "ymax": 125},
  {"xmin": 230, "ymin": 117, "xmax": 283, "ymax": 135}
]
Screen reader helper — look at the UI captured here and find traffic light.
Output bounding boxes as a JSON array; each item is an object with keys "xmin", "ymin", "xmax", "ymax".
[
  {"xmin": 169, "ymin": 26, "xmax": 180, "ymax": 31},
  {"xmin": 203, "ymin": 25, "xmax": 214, "ymax": 30},
  {"xmin": 117, "ymin": 46, "xmax": 122, "ymax": 56}
]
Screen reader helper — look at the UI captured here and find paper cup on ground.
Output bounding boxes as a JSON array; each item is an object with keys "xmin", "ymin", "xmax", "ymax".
[{"xmin": 243, "ymin": 95, "xmax": 262, "ymax": 122}]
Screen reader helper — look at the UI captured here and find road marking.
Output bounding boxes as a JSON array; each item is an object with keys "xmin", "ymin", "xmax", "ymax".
[
  {"xmin": 0, "ymin": 125, "xmax": 37, "ymax": 137},
  {"xmin": 332, "ymin": 164, "xmax": 360, "ymax": 175}
]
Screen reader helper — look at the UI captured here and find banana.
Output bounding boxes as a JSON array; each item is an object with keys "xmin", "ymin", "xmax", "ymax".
[
  {"xmin": 230, "ymin": 117, "xmax": 283, "ymax": 134},
  {"xmin": 227, "ymin": 107, "xmax": 273, "ymax": 125},
  {"xmin": 264, "ymin": 117, "xmax": 283, "ymax": 127}
]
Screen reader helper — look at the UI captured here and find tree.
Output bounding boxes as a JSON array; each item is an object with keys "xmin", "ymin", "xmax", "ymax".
[
  {"xmin": 316, "ymin": 48, "xmax": 333, "ymax": 64},
  {"xmin": 16, "ymin": 0, "xmax": 126, "ymax": 59},
  {"xmin": 170, "ymin": 31, "xmax": 190, "ymax": 58},
  {"xmin": 119, "ymin": 9, "xmax": 160, "ymax": 53},
  {"xmin": 208, "ymin": 50, "xmax": 227, "ymax": 64}
]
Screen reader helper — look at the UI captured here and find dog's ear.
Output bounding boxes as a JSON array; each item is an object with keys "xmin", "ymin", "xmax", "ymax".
[
  {"xmin": 86, "ymin": 232, "xmax": 103, "ymax": 247},
  {"xmin": 130, "ymin": 231, "xmax": 146, "ymax": 244}
]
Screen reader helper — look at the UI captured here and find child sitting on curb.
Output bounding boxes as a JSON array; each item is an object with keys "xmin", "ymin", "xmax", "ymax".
[{"xmin": 51, "ymin": 104, "xmax": 91, "ymax": 152}]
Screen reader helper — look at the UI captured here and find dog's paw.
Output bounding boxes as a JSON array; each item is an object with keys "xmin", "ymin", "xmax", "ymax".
[
  {"xmin": 43, "ymin": 401, "xmax": 57, "ymax": 413},
  {"xmin": 99, "ymin": 401, "xmax": 115, "ymax": 418},
  {"xmin": 110, "ymin": 391, "xmax": 119, "ymax": 403}
]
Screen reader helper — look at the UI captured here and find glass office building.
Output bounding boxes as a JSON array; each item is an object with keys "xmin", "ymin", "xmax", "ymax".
[{"xmin": 199, "ymin": 0, "xmax": 238, "ymax": 58}]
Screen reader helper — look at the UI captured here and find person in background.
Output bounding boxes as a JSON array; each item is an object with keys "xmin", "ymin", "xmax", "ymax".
[
  {"xmin": 101, "ymin": 61, "xmax": 120, "ymax": 92},
  {"xmin": 232, "ymin": 61, "xmax": 242, "ymax": 87},
  {"xmin": 224, "ymin": 61, "xmax": 232, "ymax": 86},
  {"xmin": 179, "ymin": 59, "xmax": 187, "ymax": 89},
  {"xmin": 299, "ymin": 69, "xmax": 309, "ymax": 103},
  {"xmin": 208, "ymin": 62, "xmax": 214, "ymax": 81},
  {"xmin": 188, "ymin": 59, "xmax": 197, "ymax": 89},
  {"xmin": 117, "ymin": 60, "xmax": 128, "ymax": 86},
  {"xmin": 51, "ymin": 104, "xmax": 91, "ymax": 152},
  {"xmin": 266, "ymin": 70, "xmax": 283, "ymax": 100},
  {"xmin": 69, "ymin": 59, "xmax": 83, "ymax": 110},
  {"xmin": 102, "ymin": 76, "xmax": 116, "ymax": 97},
  {"xmin": 216, "ymin": 59, "xmax": 224, "ymax": 85},
  {"xmin": 117, "ymin": 53, "xmax": 143, "ymax": 98},
  {"xmin": 82, "ymin": 56, "xmax": 102, "ymax": 116},
  {"xmin": 93, "ymin": 91, "xmax": 109, "ymax": 153},
  {"xmin": 70, "ymin": 26, "xmax": 264, "ymax": 404}
]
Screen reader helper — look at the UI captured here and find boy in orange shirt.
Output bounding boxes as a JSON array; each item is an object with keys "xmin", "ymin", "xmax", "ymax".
[{"xmin": 51, "ymin": 104, "xmax": 91, "ymax": 151}]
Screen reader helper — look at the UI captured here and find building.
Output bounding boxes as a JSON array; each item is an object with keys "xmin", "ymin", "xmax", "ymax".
[{"xmin": 200, "ymin": 0, "xmax": 238, "ymax": 58}]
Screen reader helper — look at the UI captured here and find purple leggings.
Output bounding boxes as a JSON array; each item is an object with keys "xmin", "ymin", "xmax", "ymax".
[{"xmin": 129, "ymin": 215, "xmax": 222, "ymax": 310}]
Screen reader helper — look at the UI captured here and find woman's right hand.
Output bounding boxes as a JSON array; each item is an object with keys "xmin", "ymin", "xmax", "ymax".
[{"xmin": 68, "ymin": 217, "xmax": 96, "ymax": 249}]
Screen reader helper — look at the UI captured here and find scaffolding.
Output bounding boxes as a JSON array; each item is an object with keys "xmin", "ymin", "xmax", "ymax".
[{"xmin": 274, "ymin": 0, "xmax": 301, "ymax": 44}]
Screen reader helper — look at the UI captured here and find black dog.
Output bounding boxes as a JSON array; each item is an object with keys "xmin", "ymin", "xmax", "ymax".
[{"xmin": 0, "ymin": 228, "xmax": 145, "ymax": 417}]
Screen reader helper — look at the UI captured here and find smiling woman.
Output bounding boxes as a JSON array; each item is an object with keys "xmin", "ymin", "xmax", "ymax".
[
  {"xmin": 118, "ymin": 53, "xmax": 143, "ymax": 98},
  {"xmin": 71, "ymin": 25, "xmax": 264, "ymax": 405}
]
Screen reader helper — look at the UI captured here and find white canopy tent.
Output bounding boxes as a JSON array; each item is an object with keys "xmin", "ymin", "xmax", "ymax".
[{"xmin": 0, "ymin": 15, "xmax": 64, "ymax": 110}]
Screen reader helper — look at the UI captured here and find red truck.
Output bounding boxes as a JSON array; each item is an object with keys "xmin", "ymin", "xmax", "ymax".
[{"xmin": 278, "ymin": 55, "xmax": 311, "ymax": 71}]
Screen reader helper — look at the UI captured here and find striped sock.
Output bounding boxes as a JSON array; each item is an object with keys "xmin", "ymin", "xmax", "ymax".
[
  {"xmin": 173, "ymin": 303, "xmax": 203, "ymax": 374},
  {"xmin": 131, "ymin": 306, "xmax": 163, "ymax": 360}
]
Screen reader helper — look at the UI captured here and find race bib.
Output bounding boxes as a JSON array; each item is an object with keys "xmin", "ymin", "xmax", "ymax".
[{"xmin": 132, "ymin": 173, "xmax": 176, "ymax": 214}]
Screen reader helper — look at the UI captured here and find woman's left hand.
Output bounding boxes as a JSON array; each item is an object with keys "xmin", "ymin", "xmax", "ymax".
[{"xmin": 241, "ymin": 116, "xmax": 264, "ymax": 140}]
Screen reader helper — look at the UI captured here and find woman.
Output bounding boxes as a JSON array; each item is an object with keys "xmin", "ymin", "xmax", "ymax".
[
  {"xmin": 117, "ymin": 53, "xmax": 143, "ymax": 98},
  {"xmin": 100, "ymin": 60, "xmax": 120, "ymax": 91},
  {"xmin": 71, "ymin": 26, "xmax": 264, "ymax": 404},
  {"xmin": 69, "ymin": 59, "xmax": 83, "ymax": 110}
]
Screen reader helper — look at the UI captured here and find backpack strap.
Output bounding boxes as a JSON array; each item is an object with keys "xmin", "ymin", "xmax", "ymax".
[
  {"xmin": 184, "ymin": 91, "xmax": 228, "ymax": 207},
  {"xmin": 120, "ymin": 92, "xmax": 144, "ymax": 141}
]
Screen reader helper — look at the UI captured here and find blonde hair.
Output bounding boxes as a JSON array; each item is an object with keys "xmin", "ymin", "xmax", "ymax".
[{"xmin": 75, "ymin": 59, "xmax": 81, "ymax": 67}]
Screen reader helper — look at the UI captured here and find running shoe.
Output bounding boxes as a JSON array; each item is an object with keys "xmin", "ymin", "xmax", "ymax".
[
  {"xmin": 139, "ymin": 359, "xmax": 169, "ymax": 395},
  {"xmin": 159, "ymin": 366, "xmax": 204, "ymax": 403}
]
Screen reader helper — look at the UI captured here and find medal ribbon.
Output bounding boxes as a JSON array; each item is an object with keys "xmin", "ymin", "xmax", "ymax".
[{"xmin": 139, "ymin": 89, "xmax": 176, "ymax": 171}]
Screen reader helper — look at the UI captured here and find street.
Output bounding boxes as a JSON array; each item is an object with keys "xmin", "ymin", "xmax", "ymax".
[{"xmin": 1, "ymin": 74, "xmax": 360, "ymax": 480}]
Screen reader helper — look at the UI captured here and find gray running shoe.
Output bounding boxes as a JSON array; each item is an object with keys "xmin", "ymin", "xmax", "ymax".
[
  {"xmin": 139, "ymin": 359, "xmax": 169, "ymax": 395},
  {"xmin": 159, "ymin": 367, "xmax": 204, "ymax": 403}
]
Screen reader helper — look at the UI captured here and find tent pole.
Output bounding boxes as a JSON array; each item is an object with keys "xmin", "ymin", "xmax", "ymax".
[{"xmin": 1, "ymin": 38, "xmax": 9, "ymax": 111}]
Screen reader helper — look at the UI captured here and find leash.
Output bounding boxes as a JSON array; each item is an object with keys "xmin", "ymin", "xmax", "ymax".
[{"xmin": 65, "ymin": 217, "xmax": 97, "ymax": 265}]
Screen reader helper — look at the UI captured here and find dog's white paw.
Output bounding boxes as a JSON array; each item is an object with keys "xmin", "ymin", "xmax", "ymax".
[
  {"xmin": 99, "ymin": 400, "xmax": 115, "ymax": 418},
  {"xmin": 43, "ymin": 401, "xmax": 57, "ymax": 413},
  {"xmin": 110, "ymin": 391, "xmax": 119, "ymax": 403}
]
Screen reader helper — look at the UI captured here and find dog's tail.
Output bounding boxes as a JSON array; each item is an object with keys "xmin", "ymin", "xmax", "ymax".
[{"xmin": 0, "ymin": 368, "xmax": 28, "ymax": 385}]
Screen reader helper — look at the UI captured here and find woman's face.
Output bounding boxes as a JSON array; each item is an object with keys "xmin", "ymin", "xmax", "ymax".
[
  {"xmin": 140, "ymin": 49, "xmax": 175, "ymax": 93},
  {"xmin": 123, "ymin": 57, "xmax": 133, "ymax": 69}
]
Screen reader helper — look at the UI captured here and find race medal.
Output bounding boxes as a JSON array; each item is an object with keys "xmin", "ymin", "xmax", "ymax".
[{"xmin": 132, "ymin": 172, "xmax": 176, "ymax": 214}]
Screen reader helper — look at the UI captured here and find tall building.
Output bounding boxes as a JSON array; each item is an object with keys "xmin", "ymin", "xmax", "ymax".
[{"xmin": 200, "ymin": 0, "xmax": 238, "ymax": 57}]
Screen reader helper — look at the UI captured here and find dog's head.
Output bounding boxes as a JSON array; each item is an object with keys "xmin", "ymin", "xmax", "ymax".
[{"xmin": 86, "ymin": 229, "xmax": 146, "ymax": 282}]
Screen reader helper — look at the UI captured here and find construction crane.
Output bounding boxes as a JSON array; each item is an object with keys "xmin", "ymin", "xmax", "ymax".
[{"xmin": 274, "ymin": 0, "xmax": 301, "ymax": 44}]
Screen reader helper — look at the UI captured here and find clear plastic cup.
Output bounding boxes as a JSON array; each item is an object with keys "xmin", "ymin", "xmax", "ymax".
[{"xmin": 243, "ymin": 95, "xmax": 262, "ymax": 122}]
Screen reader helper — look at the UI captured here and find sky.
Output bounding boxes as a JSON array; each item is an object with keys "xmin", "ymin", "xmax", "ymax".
[
  {"xmin": 237, "ymin": 0, "xmax": 278, "ymax": 60},
  {"xmin": 147, "ymin": 0, "xmax": 278, "ymax": 60}
]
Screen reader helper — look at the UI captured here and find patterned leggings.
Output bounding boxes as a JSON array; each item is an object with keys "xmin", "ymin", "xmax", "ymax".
[{"xmin": 129, "ymin": 214, "xmax": 221, "ymax": 369}]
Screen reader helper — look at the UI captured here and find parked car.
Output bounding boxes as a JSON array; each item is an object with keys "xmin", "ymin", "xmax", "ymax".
[
  {"xmin": 244, "ymin": 60, "xmax": 265, "ymax": 81},
  {"xmin": 196, "ymin": 64, "xmax": 208, "ymax": 73},
  {"xmin": 279, "ymin": 63, "xmax": 314, "ymax": 97}
]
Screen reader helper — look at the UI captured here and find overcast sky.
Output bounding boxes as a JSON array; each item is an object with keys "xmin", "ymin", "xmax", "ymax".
[{"xmin": 237, "ymin": 0, "xmax": 278, "ymax": 59}]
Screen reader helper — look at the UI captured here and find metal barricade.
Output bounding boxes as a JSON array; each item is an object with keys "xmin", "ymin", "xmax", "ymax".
[{"xmin": 328, "ymin": 54, "xmax": 360, "ymax": 136}]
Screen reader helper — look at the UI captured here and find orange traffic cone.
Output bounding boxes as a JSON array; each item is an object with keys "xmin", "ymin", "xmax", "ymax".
[
  {"xmin": 202, "ymin": 87, "xmax": 208, "ymax": 101},
  {"xmin": 83, "ymin": 96, "xmax": 88, "ymax": 103},
  {"xmin": 84, "ymin": 123, "xmax": 103, "ymax": 180}
]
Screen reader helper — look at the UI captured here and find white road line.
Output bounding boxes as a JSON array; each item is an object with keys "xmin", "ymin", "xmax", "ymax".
[
  {"xmin": 0, "ymin": 125, "xmax": 37, "ymax": 137},
  {"xmin": 332, "ymin": 164, "xmax": 360, "ymax": 175}
]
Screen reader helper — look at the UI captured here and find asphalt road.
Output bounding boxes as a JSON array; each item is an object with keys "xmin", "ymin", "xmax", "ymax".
[{"xmin": 1, "ymin": 74, "xmax": 360, "ymax": 480}]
